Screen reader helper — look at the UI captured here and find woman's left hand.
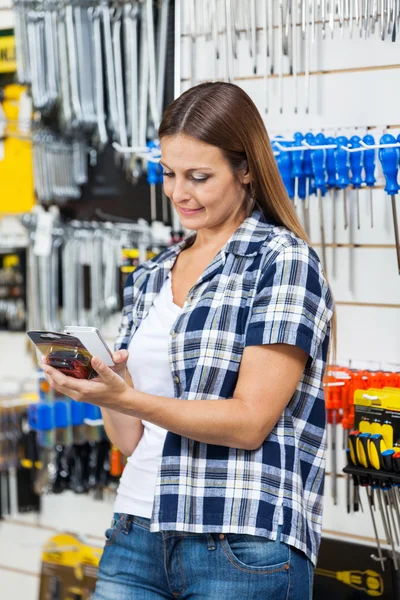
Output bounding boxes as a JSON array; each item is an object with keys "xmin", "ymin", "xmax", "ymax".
[{"xmin": 41, "ymin": 356, "xmax": 130, "ymax": 410}]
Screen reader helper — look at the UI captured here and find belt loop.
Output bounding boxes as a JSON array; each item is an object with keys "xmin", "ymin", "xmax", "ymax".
[
  {"xmin": 121, "ymin": 514, "xmax": 133, "ymax": 535},
  {"xmin": 206, "ymin": 533, "xmax": 216, "ymax": 551}
]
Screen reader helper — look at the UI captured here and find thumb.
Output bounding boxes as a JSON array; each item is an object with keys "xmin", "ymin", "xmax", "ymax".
[
  {"xmin": 113, "ymin": 350, "xmax": 129, "ymax": 364},
  {"xmin": 92, "ymin": 357, "xmax": 117, "ymax": 383}
]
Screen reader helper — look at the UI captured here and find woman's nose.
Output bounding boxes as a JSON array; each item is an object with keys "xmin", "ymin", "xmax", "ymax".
[{"xmin": 169, "ymin": 177, "xmax": 191, "ymax": 203}]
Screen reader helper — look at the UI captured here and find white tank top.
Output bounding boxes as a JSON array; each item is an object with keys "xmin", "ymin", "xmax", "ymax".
[{"xmin": 114, "ymin": 273, "xmax": 182, "ymax": 518}]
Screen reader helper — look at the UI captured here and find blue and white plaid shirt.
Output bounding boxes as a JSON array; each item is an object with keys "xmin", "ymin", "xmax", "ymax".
[{"xmin": 115, "ymin": 209, "xmax": 334, "ymax": 565}]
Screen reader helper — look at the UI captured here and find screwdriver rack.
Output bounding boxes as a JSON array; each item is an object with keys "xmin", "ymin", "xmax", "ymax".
[{"xmin": 343, "ymin": 465, "xmax": 400, "ymax": 485}]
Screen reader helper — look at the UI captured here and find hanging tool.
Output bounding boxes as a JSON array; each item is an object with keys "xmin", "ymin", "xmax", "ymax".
[
  {"xmin": 335, "ymin": 136, "xmax": 351, "ymax": 230},
  {"xmin": 378, "ymin": 134, "xmax": 400, "ymax": 274},
  {"xmin": 349, "ymin": 136, "xmax": 363, "ymax": 230},
  {"xmin": 189, "ymin": 0, "xmax": 197, "ymax": 86},
  {"xmin": 304, "ymin": 133, "xmax": 316, "ymax": 235},
  {"xmin": 156, "ymin": 0, "xmax": 170, "ymax": 117},
  {"xmin": 267, "ymin": 0, "xmax": 274, "ymax": 75},
  {"xmin": 278, "ymin": 0, "xmax": 284, "ymax": 113},
  {"xmin": 147, "ymin": 141, "xmax": 160, "ymax": 222},
  {"xmin": 146, "ymin": 0, "xmax": 161, "ymax": 132},
  {"xmin": 310, "ymin": 134, "xmax": 328, "ymax": 272},
  {"xmin": 292, "ymin": 132, "xmax": 304, "ymax": 209},
  {"xmin": 304, "ymin": 0, "xmax": 311, "ymax": 114},
  {"xmin": 224, "ymin": 0, "xmax": 235, "ymax": 83},
  {"xmin": 263, "ymin": 0, "xmax": 269, "ymax": 113},
  {"xmin": 347, "ymin": 446, "xmax": 386, "ymax": 570},
  {"xmin": 363, "ymin": 134, "xmax": 376, "ymax": 228},
  {"xmin": 321, "ymin": 0, "xmax": 327, "ymax": 38},
  {"xmin": 292, "ymin": 0, "xmax": 298, "ymax": 112},
  {"xmin": 250, "ymin": 0, "xmax": 257, "ymax": 74},
  {"xmin": 275, "ymin": 140, "xmax": 294, "ymax": 201},
  {"xmin": 325, "ymin": 136, "xmax": 338, "ymax": 239}
]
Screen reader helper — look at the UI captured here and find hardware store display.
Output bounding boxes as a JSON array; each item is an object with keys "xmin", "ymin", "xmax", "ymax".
[{"xmin": 1, "ymin": 0, "xmax": 400, "ymax": 598}]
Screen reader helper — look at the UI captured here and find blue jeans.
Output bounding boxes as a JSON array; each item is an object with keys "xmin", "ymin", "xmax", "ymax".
[{"xmin": 94, "ymin": 513, "xmax": 314, "ymax": 599}]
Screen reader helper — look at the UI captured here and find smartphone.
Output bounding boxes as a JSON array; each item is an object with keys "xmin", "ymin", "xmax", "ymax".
[
  {"xmin": 27, "ymin": 331, "xmax": 96, "ymax": 380},
  {"xmin": 63, "ymin": 326, "xmax": 114, "ymax": 367}
]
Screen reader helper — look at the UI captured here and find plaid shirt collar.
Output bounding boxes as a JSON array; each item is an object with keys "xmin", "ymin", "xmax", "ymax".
[{"xmin": 142, "ymin": 210, "xmax": 275, "ymax": 275}]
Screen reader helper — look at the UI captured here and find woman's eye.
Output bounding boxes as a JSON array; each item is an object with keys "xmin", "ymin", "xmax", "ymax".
[
  {"xmin": 192, "ymin": 176, "xmax": 209, "ymax": 183},
  {"xmin": 163, "ymin": 171, "xmax": 174, "ymax": 178}
]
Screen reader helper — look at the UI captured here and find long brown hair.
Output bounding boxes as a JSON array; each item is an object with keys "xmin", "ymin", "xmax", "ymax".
[{"xmin": 159, "ymin": 82, "xmax": 336, "ymax": 363}]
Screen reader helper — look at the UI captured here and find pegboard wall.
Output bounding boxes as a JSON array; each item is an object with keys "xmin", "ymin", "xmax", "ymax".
[
  {"xmin": 179, "ymin": 2, "xmax": 400, "ymax": 372},
  {"xmin": 178, "ymin": 1, "xmax": 400, "ymax": 551}
]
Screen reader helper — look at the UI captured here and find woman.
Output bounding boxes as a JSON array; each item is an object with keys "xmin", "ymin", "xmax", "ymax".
[{"xmin": 42, "ymin": 82, "xmax": 334, "ymax": 599}]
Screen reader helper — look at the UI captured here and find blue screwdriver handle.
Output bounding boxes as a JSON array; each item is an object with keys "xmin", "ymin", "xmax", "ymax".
[
  {"xmin": 147, "ymin": 140, "xmax": 160, "ymax": 185},
  {"xmin": 303, "ymin": 133, "xmax": 314, "ymax": 177},
  {"xmin": 349, "ymin": 136, "xmax": 363, "ymax": 188},
  {"xmin": 325, "ymin": 136, "xmax": 337, "ymax": 188},
  {"xmin": 379, "ymin": 134, "xmax": 400, "ymax": 195},
  {"xmin": 280, "ymin": 147, "xmax": 294, "ymax": 199},
  {"xmin": 310, "ymin": 138, "xmax": 327, "ymax": 194},
  {"xmin": 291, "ymin": 132, "xmax": 304, "ymax": 179},
  {"xmin": 363, "ymin": 134, "xmax": 376, "ymax": 187},
  {"xmin": 335, "ymin": 136, "xmax": 350, "ymax": 189}
]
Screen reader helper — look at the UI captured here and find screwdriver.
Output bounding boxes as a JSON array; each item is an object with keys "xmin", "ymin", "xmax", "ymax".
[
  {"xmin": 325, "ymin": 136, "xmax": 338, "ymax": 235},
  {"xmin": 276, "ymin": 141, "xmax": 294, "ymax": 201},
  {"xmin": 378, "ymin": 133, "xmax": 400, "ymax": 274},
  {"xmin": 347, "ymin": 445, "xmax": 386, "ymax": 569},
  {"xmin": 292, "ymin": 132, "xmax": 304, "ymax": 209},
  {"xmin": 356, "ymin": 432, "xmax": 371, "ymax": 469},
  {"xmin": 381, "ymin": 449, "xmax": 400, "ymax": 545},
  {"xmin": 368, "ymin": 433, "xmax": 387, "ymax": 470},
  {"xmin": 349, "ymin": 136, "xmax": 363, "ymax": 230},
  {"xmin": 147, "ymin": 140, "xmax": 159, "ymax": 222},
  {"xmin": 335, "ymin": 136, "xmax": 351, "ymax": 230},
  {"xmin": 310, "ymin": 135, "xmax": 328, "ymax": 272},
  {"xmin": 303, "ymin": 134, "xmax": 315, "ymax": 234},
  {"xmin": 363, "ymin": 134, "xmax": 376, "ymax": 228}
]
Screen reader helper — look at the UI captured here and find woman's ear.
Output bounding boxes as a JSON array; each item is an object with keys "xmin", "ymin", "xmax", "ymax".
[{"xmin": 241, "ymin": 170, "xmax": 251, "ymax": 185}]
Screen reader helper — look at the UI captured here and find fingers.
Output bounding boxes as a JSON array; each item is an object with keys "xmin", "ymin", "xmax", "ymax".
[
  {"xmin": 91, "ymin": 357, "xmax": 117, "ymax": 384},
  {"xmin": 112, "ymin": 350, "xmax": 129, "ymax": 364},
  {"xmin": 41, "ymin": 361, "xmax": 88, "ymax": 396}
]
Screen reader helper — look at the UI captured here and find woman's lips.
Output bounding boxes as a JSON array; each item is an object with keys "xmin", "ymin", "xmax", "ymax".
[{"xmin": 178, "ymin": 206, "xmax": 204, "ymax": 216}]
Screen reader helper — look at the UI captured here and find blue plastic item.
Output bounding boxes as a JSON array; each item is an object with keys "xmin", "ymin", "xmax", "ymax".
[
  {"xmin": 147, "ymin": 140, "xmax": 163, "ymax": 184},
  {"xmin": 379, "ymin": 134, "xmax": 400, "ymax": 195},
  {"xmin": 349, "ymin": 136, "xmax": 363, "ymax": 188},
  {"xmin": 303, "ymin": 134, "xmax": 316, "ymax": 197},
  {"xmin": 54, "ymin": 401, "xmax": 69, "ymax": 429},
  {"xmin": 71, "ymin": 400, "xmax": 85, "ymax": 426},
  {"xmin": 274, "ymin": 138, "xmax": 294, "ymax": 199},
  {"xmin": 335, "ymin": 136, "xmax": 350, "ymax": 189},
  {"xmin": 310, "ymin": 136, "xmax": 327, "ymax": 195},
  {"xmin": 325, "ymin": 137, "xmax": 337, "ymax": 188},
  {"xmin": 83, "ymin": 403, "xmax": 102, "ymax": 421},
  {"xmin": 147, "ymin": 141, "xmax": 160, "ymax": 186},
  {"xmin": 37, "ymin": 403, "xmax": 53, "ymax": 431},
  {"xmin": 363, "ymin": 134, "xmax": 376, "ymax": 187},
  {"xmin": 291, "ymin": 132, "xmax": 304, "ymax": 180}
]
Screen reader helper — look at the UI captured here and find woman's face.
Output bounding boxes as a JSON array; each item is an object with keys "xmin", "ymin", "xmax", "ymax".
[{"xmin": 160, "ymin": 134, "xmax": 250, "ymax": 231}]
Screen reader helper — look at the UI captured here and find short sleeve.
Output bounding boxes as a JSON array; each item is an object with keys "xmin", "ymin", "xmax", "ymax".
[
  {"xmin": 114, "ymin": 271, "xmax": 135, "ymax": 352},
  {"xmin": 245, "ymin": 241, "xmax": 334, "ymax": 361}
]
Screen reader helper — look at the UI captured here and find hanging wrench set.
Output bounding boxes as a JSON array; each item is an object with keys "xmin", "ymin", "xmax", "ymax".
[
  {"xmin": 21, "ymin": 208, "xmax": 170, "ymax": 333},
  {"xmin": 179, "ymin": 1, "xmax": 400, "ymax": 115},
  {"xmin": 12, "ymin": 0, "xmax": 172, "ymax": 203}
]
